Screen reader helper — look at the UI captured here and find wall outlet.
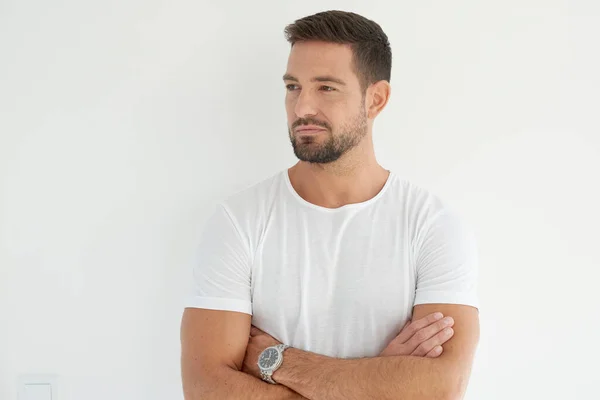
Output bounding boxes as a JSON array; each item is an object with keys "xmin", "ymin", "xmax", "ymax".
[{"xmin": 17, "ymin": 374, "xmax": 58, "ymax": 400}]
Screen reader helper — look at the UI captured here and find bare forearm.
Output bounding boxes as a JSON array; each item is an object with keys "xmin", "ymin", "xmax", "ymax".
[
  {"xmin": 184, "ymin": 367, "xmax": 307, "ymax": 400},
  {"xmin": 273, "ymin": 348, "xmax": 464, "ymax": 400}
]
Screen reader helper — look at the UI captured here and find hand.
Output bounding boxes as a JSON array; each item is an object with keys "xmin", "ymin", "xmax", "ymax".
[
  {"xmin": 379, "ymin": 312, "xmax": 455, "ymax": 358},
  {"xmin": 242, "ymin": 325, "xmax": 282, "ymax": 380}
]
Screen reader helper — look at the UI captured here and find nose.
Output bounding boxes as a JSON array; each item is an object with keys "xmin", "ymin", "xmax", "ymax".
[{"xmin": 293, "ymin": 89, "xmax": 318, "ymax": 118}]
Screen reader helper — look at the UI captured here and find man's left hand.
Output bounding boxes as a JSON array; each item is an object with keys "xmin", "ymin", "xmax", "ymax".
[{"xmin": 242, "ymin": 325, "xmax": 283, "ymax": 379}]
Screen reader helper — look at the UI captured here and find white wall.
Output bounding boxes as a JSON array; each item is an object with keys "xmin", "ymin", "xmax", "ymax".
[{"xmin": 1, "ymin": 1, "xmax": 598, "ymax": 399}]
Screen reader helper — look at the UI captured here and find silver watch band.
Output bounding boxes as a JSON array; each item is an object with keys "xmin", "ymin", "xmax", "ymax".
[{"xmin": 261, "ymin": 370, "xmax": 276, "ymax": 384}]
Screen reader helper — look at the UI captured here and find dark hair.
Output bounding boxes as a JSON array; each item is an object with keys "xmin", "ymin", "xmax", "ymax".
[{"xmin": 284, "ymin": 10, "xmax": 392, "ymax": 93}]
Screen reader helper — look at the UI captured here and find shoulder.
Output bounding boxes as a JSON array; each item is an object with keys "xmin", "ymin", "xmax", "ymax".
[
  {"xmin": 208, "ymin": 170, "xmax": 288, "ymax": 242},
  {"xmin": 387, "ymin": 172, "xmax": 474, "ymax": 239},
  {"xmin": 387, "ymin": 173, "xmax": 450, "ymax": 219},
  {"xmin": 220, "ymin": 170, "xmax": 285, "ymax": 215}
]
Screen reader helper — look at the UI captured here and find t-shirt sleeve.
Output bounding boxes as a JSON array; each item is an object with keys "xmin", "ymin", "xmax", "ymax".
[
  {"xmin": 413, "ymin": 206, "xmax": 479, "ymax": 309},
  {"xmin": 185, "ymin": 204, "xmax": 253, "ymax": 315}
]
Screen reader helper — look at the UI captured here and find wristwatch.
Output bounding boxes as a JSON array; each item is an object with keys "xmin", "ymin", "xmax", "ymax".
[{"xmin": 257, "ymin": 344, "xmax": 290, "ymax": 384}]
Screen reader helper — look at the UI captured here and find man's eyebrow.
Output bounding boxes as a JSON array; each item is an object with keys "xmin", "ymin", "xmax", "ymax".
[{"xmin": 282, "ymin": 74, "xmax": 347, "ymax": 86}]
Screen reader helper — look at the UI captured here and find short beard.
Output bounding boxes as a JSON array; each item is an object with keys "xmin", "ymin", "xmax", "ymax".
[{"xmin": 289, "ymin": 107, "xmax": 367, "ymax": 164}]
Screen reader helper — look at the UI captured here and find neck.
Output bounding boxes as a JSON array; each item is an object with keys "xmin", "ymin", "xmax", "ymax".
[{"xmin": 288, "ymin": 144, "xmax": 389, "ymax": 209}]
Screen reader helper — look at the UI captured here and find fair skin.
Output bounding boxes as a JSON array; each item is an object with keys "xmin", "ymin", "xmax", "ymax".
[
  {"xmin": 181, "ymin": 308, "xmax": 457, "ymax": 400},
  {"xmin": 284, "ymin": 41, "xmax": 391, "ymax": 208},
  {"xmin": 181, "ymin": 40, "xmax": 479, "ymax": 399},
  {"xmin": 242, "ymin": 304, "xmax": 478, "ymax": 400}
]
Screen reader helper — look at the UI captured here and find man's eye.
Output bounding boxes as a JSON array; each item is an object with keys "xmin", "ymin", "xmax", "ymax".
[{"xmin": 285, "ymin": 85, "xmax": 335, "ymax": 92}]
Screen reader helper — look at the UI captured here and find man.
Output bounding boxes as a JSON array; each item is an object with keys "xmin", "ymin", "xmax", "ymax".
[{"xmin": 181, "ymin": 10, "xmax": 479, "ymax": 400}]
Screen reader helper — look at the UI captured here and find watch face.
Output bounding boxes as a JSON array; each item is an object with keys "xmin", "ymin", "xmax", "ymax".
[{"xmin": 258, "ymin": 347, "xmax": 279, "ymax": 369}]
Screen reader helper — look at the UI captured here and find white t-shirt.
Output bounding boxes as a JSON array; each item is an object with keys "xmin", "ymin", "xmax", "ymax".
[{"xmin": 186, "ymin": 169, "xmax": 478, "ymax": 359}]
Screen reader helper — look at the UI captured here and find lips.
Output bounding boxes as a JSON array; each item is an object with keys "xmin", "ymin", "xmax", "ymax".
[
  {"xmin": 295, "ymin": 125, "xmax": 327, "ymax": 134},
  {"xmin": 297, "ymin": 129, "xmax": 325, "ymax": 134}
]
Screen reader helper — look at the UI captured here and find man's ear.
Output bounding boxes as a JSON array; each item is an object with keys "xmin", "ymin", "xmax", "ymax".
[{"xmin": 366, "ymin": 80, "xmax": 391, "ymax": 119}]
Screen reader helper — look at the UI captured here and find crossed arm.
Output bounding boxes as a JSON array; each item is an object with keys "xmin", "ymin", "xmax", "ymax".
[
  {"xmin": 268, "ymin": 304, "xmax": 479, "ymax": 400},
  {"xmin": 181, "ymin": 303, "xmax": 479, "ymax": 400}
]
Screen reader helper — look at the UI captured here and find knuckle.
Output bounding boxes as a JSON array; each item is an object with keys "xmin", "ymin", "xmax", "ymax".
[
  {"xmin": 416, "ymin": 343, "xmax": 429, "ymax": 354},
  {"xmin": 431, "ymin": 335, "xmax": 443, "ymax": 346},
  {"xmin": 429, "ymin": 346, "xmax": 442, "ymax": 357},
  {"xmin": 405, "ymin": 323, "xmax": 417, "ymax": 335},
  {"xmin": 436, "ymin": 328, "xmax": 452, "ymax": 341},
  {"xmin": 414, "ymin": 330, "xmax": 428, "ymax": 342}
]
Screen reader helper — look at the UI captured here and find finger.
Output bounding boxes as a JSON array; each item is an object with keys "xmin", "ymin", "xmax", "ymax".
[
  {"xmin": 404, "ymin": 315, "xmax": 454, "ymax": 347},
  {"xmin": 411, "ymin": 328, "xmax": 454, "ymax": 357},
  {"xmin": 250, "ymin": 326, "xmax": 262, "ymax": 336},
  {"xmin": 425, "ymin": 345, "xmax": 444, "ymax": 358},
  {"xmin": 405, "ymin": 317, "xmax": 454, "ymax": 353},
  {"xmin": 394, "ymin": 312, "xmax": 444, "ymax": 344}
]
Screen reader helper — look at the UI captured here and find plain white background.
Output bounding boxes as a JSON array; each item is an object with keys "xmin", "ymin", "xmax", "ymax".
[{"xmin": 1, "ymin": 1, "xmax": 599, "ymax": 399}]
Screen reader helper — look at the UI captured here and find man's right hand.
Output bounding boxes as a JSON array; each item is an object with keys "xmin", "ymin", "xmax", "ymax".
[{"xmin": 379, "ymin": 312, "xmax": 455, "ymax": 358}]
